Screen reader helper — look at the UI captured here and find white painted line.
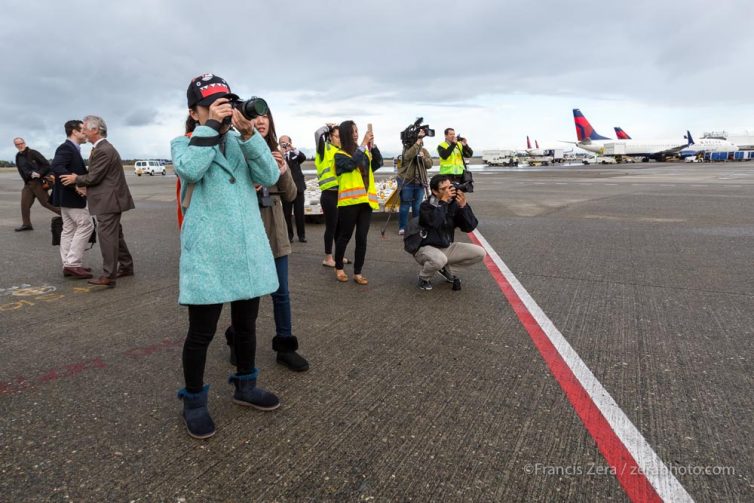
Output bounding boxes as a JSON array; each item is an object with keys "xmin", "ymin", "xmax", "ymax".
[{"xmin": 471, "ymin": 229, "xmax": 694, "ymax": 503}]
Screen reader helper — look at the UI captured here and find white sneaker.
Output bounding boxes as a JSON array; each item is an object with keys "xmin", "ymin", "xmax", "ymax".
[{"xmin": 398, "ymin": 229, "xmax": 405, "ymax": 236}]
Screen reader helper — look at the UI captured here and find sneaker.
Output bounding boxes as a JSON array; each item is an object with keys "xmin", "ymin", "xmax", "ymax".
[
  {"xmin": 437, "ymin": 267, "xmax": 455, "ymax": 283},
  {"xmin": 398, "ymin": 229, "xmax": 405, "ymax": 236},
  {"xmin": 417, "ymin": 278, "xmax": 432, "ymax": 290}
]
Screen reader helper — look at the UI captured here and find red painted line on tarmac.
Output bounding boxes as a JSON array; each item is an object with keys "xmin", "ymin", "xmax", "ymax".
[
  {"xmin": 468, "ymin": 231, "xmax": 671, "ymax": 502},
  {"xmin": 0, "ymin": 338, "xmax": 183, "ymax": 396}
]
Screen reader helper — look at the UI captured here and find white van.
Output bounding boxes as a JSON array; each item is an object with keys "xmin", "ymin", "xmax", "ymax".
[{"xmin": 134, "ymin": 160, "xmax": 166, "ymax": 176}]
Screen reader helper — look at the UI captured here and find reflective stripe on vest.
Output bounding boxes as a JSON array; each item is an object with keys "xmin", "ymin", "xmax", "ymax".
[
  {"xmin": 337, "ymin": 149, "xmax": 379, "ymax": 210},
  {"xmin": 315, "ymin": 143, "xmax": 340, "ymax": 190},
  {"xmin": 439, "ymin": 141, "xmax": 464, "ymax": 175}
]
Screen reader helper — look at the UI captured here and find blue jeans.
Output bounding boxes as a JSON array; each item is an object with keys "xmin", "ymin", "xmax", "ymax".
[
  {"xmin": 271, "ymin": 255, "xmax": 292, "ymax": 338},
  {"xmin": 399, "ymin": 181, "xmax": 425, "ymax": 230}
]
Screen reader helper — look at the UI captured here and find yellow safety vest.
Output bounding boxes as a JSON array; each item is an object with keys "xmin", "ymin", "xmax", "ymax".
[
  {"xmin": 438, "ymin": 141, "xmax": 465, "ymax": 175},
  {"xmin": 337, "ymin": 149, "xmax": 378, "ymax": 210},
  {"xmin": 315, "ymin": 143, "xmax": 340, "ymax": 190}
]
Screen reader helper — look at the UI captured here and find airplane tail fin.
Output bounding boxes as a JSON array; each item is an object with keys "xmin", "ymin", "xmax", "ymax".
[
  {"xmin": 685, "ymin": 130, "xmax": 695, "ymax": 145},
  {"xmin": 526, "ymin": 136, "xmax": 532, "ymax": 149},
  {"xmin": 614, "ymin": 127, "xmax": 632, "ymax": 140},
  {"xmin": 573, "ymin": 109, "xmax": 610, "ymax": 142},
  {"xmin": 535, "ymin": 140, "xmax": 540, "ymax": 149}
]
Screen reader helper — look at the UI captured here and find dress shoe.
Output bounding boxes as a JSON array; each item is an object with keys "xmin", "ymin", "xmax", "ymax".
[
  {"xmin": 63, "ymin": 267, "xmax": 92, "ymax": 277},
  {"xmin": 116, "ymin": 269, "xmax": 134, "ymax": 278},
  {"xmin": 88, "ymin": 276, "xmax": 116, "ymax": 288},
  {"xmin": 63, "ymin": 267, "xmax": 93, "ymax": 279},
  {"xmin": 14, "ymin": 224, "xmax": 33, "ymax": 232}
]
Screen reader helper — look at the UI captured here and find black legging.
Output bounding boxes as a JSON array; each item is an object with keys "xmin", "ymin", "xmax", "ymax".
[
  {"xmin": 282, "ymin": 191, "xmax": 306, "ymax": 240},
  {"xmin": 334, "ymin": 202, "xmax": 372, "ymax": 274},
  {"xmin": 320, "ymin": 189, "xmax": 338, "ymax": 255},
  {"xmin": 183, "ymin": 298, "xmax": 259, "ymax": 393}
]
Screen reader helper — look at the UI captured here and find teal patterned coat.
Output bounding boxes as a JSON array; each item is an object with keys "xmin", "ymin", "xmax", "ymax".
[{"xmin": 171, "ymin": 126, "xmax": 280, "ymax": 305}]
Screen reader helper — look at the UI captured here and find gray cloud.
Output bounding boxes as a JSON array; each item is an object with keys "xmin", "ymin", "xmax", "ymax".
[{"xmin": 1, "ymin": 0, "xmax": 753, "ymax": 159}]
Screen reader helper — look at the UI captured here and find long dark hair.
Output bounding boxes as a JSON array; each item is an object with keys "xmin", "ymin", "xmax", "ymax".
[
  {"xmin": 260, "ymin": 111, "xmax": 279, "ymax": 152},
  {"xmin": 317, "ymin": 125, "xmax": 338, "ymax": 161},
  {"xmin": 339, "ymin": 120, "xmax": 358, "ymax": 156},
  {"xmin": 185, "ymin": 108, "xmax": 198, "ymax": 134}
]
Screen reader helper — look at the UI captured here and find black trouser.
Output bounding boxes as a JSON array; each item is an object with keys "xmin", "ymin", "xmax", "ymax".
[
  {"xmin": 320, "ymin": 189, "xmax": 338, "ymax": 255},
  {"xmin": 183, "ymin": 298, "xmax": 259, "ymax": 393},
  {"xmin": 20, "ymin": 180, "xmax": 60, "ymax": 225},
  {"xmin": 334, "ymin": 203, "xmax": 372, "ymax": 274},
  {"xmin": 282, "ymin": 191, "xmax": 306, "ymax": 240}
]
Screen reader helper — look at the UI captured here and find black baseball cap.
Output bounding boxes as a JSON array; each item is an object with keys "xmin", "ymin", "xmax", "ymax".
[{"xmin": 186, "ymin": 73, "xmax": 239, "ymax": 108}]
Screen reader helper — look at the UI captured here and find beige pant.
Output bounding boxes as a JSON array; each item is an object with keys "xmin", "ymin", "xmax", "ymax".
[
  {"xmin": 414, "ymin": 242, "xmax": 486, "ymax": 280},
  {"xmin": 60, "ymin": 207, "xmax": 94, "ymax": 268}
]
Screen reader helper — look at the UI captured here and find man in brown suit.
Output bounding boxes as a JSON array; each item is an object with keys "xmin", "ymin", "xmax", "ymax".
[{"xmin": 60, "ymin": 115, "xmax": 134, "ymax": 288}]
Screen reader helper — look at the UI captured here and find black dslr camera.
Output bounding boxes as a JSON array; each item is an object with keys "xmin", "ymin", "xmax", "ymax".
[
  {"xmin": 452, "ymin": 181, "xmax": 473, "ymax": 193},
  {"xmin": 400, "ymin": 117, "xmax": 435, "ymax": 148},
  {"xmin": 229, "ymin": 96, "xmax": 269, "ymax": 120}
]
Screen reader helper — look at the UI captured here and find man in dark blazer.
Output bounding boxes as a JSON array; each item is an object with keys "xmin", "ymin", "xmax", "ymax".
[
  {"xmin": 279, "ymin": 135, "xmax": 308, "ymax": 242},
  {"xmin": 50, "ymin": 120, "xmax": 95, "ymax": 279},
  {"xmin": 61, "ymin": 115, "xmax": 134, "ymax": 288},
  {"xmin": 13, "ymin": 137, "xmax": 60, "ymax": 231}
]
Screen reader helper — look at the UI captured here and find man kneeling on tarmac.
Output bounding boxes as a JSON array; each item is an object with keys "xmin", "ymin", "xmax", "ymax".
[{"xmin": 415, "ymin": 174, "xmax": 486, "ymax": 291}]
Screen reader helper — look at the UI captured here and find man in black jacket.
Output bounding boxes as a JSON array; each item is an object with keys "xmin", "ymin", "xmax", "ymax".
[
  {"xmin": 13, "ymin": 137, "xmax": 60, "ymax": 231},
  {"xmin": 50, "ymin": 120, "xmax": 94, "ymax": 279},
  {"xmin": 414, "ymin": 175, "xmax": 485, "ymax": 291},
  {"xmin": 280, "ymin": 135, "xmax": 308, "ymax": 242}
]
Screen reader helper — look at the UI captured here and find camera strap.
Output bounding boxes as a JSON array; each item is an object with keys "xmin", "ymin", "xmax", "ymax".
[{"xmin": 189, "ymin": 135, "xmax": 222, "ymax": 147}]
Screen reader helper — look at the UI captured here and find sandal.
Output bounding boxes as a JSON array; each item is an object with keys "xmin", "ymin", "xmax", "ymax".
[
  {"xmin": 343, "ymin": 257, "xmax": 351, "ymax": 264},
  {"xmin": 322, "ymin": 259, "xmax": 336, "ymax": 267},
  {"xmin": 335, "ymin": 270, "xmax": 348, "ymax": 282},
  {"xmin": 353, "ymin": 275, "xmax": 368, "ymax": 285}
]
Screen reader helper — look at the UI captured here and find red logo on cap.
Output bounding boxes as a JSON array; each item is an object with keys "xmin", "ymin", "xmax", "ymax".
[{"xmin": 199, "ymin": 83, "xmax": 230, "ymax": 98}]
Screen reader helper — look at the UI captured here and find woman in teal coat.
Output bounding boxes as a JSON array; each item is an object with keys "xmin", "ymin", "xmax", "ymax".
[{"xmin": 171, "ymin": 74, "xmax": 282, "ymax": 439}]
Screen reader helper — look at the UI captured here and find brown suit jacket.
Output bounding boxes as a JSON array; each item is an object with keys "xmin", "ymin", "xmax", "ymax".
[{"xmin": 76, "ymin": 139, "xmax": 135, "ymax": 215}]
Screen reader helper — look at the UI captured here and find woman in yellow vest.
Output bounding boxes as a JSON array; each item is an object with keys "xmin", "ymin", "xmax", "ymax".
[
  {"xmin": 333, "ymin": 120, "xmax": 383, "ymax": 285},
  {"xmin": 314, "ymin": 123, "xmax": 344, "ymax": 268}
]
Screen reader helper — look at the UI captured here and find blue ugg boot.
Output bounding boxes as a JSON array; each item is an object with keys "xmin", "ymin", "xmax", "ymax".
[
  {"xmin": 177, "ymin": 385, "xmax": 216, "ymax": 439},
  {"xmin": 228, "ymin": 369, "xmax": 280, "ymax": 411}
]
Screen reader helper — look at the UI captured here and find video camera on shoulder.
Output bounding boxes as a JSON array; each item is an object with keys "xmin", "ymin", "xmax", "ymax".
[{"xmin": 400, "ymin": 117, "xmax": 435, "ymax": 148}]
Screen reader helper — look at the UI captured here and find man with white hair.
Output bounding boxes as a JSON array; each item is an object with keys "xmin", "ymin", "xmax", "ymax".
[{"xmin": 61, "ymin": 115, "xmax": 134, "ymax": 288}]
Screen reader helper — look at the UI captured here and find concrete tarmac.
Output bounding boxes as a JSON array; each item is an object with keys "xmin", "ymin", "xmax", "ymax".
[{"xmin": 0, "ymin": 164, "xmax": 752, "ymax": 502}]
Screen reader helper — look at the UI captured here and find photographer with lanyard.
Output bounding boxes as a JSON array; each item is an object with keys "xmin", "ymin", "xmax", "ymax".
[{"xmin": 171, "ymin": 74, "xmax": 281, "ymax": 439}]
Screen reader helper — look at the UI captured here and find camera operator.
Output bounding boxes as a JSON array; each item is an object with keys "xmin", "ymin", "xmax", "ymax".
[
  {"xmin": 398, "ymin": 128, "xmax": 432, "ymax": 235},
  {"xmin": 279, "ymin": 135, "xmax": 307, "ymax": 243},
  {"xmin": 437, "ymin": 128, "xmax": 473, "ymax": 182},
  {"xmin": 13, "ymin": 137, "xmax": 60, "ymax": 231},
  {"xmin": 414, "ymin": 174, "xmax": 485, "ymax": 291}
]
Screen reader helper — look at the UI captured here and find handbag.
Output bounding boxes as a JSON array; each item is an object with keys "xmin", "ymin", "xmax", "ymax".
[
  {"xmin": 403, "ymin": 216, "xmax": 427, "ymax": 255},
  {"xmin": 51, "ymin": 216, "xmax": 63, "ymax": 246}
]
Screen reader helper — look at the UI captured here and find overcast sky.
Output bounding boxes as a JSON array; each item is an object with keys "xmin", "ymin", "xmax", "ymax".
[{"xmin": 2, "ymin": 0, "xmax": 754, "ymax": 161}]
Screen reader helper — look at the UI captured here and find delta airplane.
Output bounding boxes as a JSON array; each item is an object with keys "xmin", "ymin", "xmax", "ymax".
[
  {"xmin": 570, "ymin": 109, "xmax": 689, "ymax": 161},
  {"xmin": 612, "ymin": 126, "xmax": 736, "ymax": 157},
  {"xmin": 614, "ymin": 127, "xmax": 631, "ymax": 139}
]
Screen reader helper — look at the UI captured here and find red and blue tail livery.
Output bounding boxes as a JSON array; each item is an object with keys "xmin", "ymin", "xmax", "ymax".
[
  {"xmin": 573, "ymin": 109, "xmax": 610, "ymax": 142},
  {"xmin": 614, "ymin": 127, "xmax": 632, "ymax": 140}
]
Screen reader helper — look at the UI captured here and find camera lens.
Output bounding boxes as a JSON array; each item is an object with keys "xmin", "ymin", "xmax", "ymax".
[{"xmin": 241, "ymin": 97, "xmax": 269, "ymax": 119}]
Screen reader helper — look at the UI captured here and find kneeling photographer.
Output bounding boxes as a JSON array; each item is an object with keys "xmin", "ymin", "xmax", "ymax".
[
  {"xmin": 398, "ymin": 118, "xmax": 434, "ymax": 235},
  {"xmin": 413, "ymin": 175, "xmax": 485, "ymax": 291}
]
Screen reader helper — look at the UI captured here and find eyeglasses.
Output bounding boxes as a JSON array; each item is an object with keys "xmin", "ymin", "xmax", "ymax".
[{"xmin": 14, "ymin": 142, "xmax": 25, "ymax": 146}]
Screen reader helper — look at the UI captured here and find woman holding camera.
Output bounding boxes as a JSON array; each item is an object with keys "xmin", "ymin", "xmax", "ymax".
[
  {"xmin": 224, "ymin": 105, "xmax": 310, "ymax": 372},
  {"xmin": 314, "ymin": 123, "xmax": 348, "ymax": 268},
  {"xmin": 333, "ymin": 121, "xmax": 383, "ymax": 285},
  {"xmin": 172, "ymin": 74, "xmax": 281, "ymax": 439}
]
